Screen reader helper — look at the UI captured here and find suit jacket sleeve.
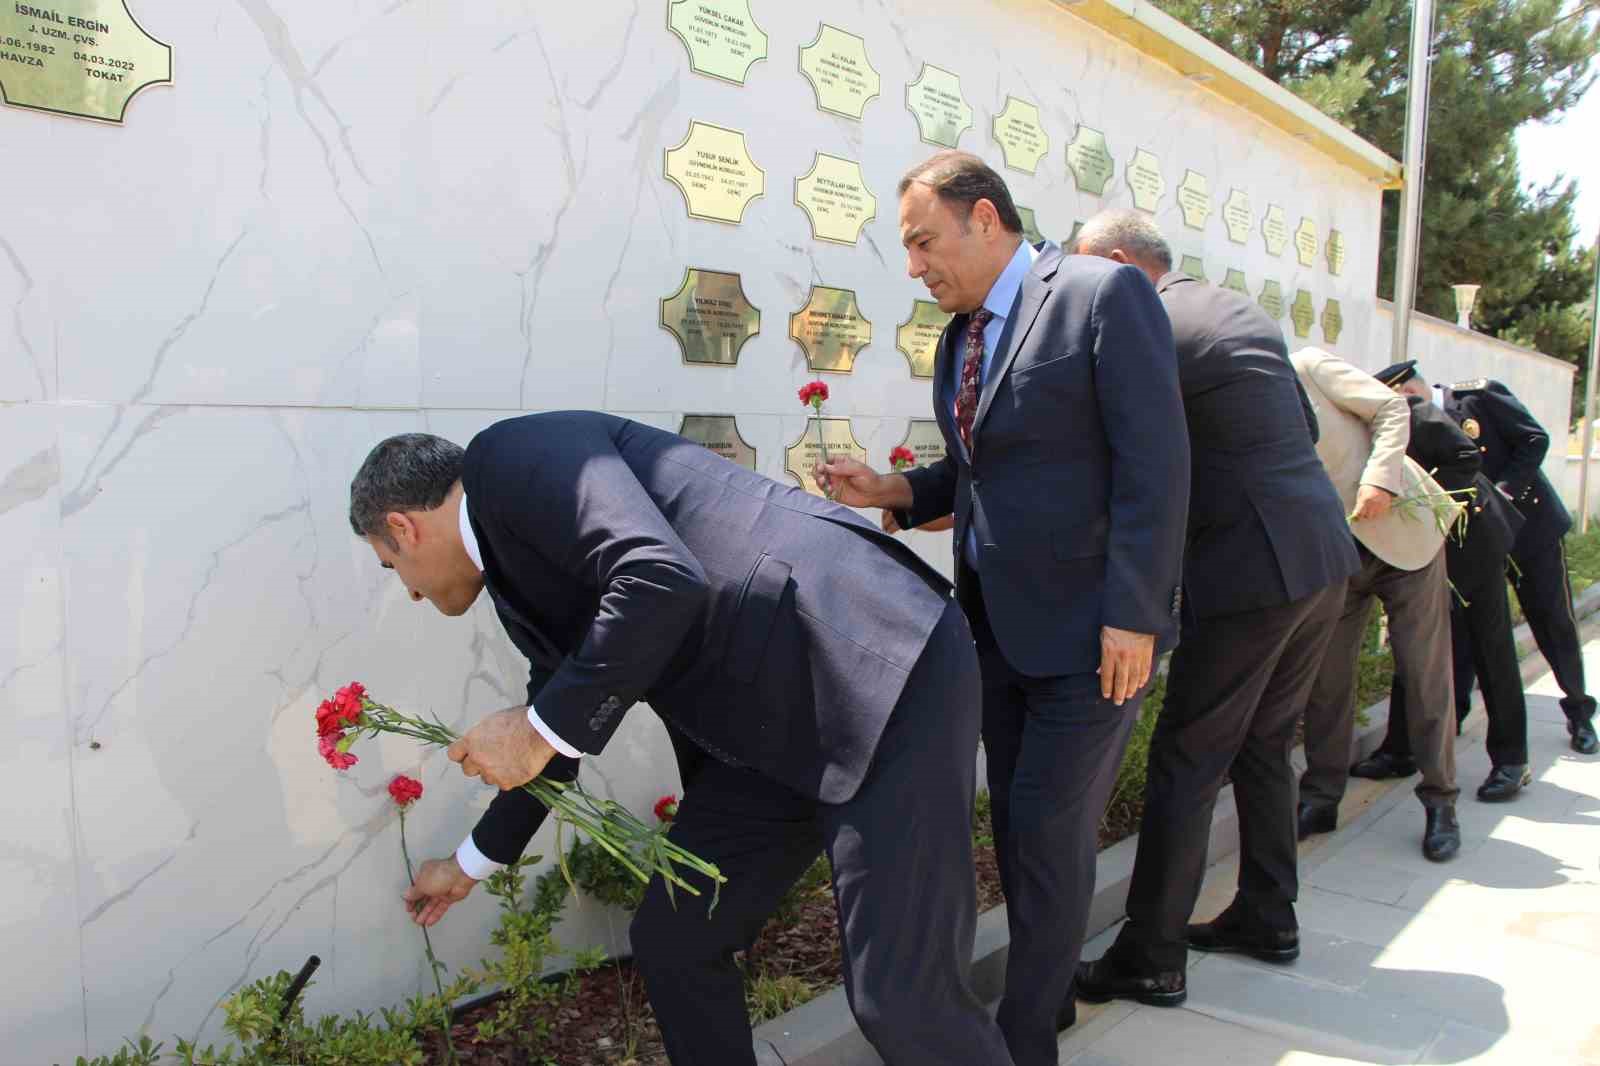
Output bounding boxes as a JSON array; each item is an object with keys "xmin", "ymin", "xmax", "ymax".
[
  {"xmin": 1296, "ymin": 375, "xmax": 1321, "ymax": 444},
  {"xmin": 1304, "ymin": 353, "xmax": 1410, "ymax": 495},
  {"xmin": 470, "ymin": 417, "xmax": 710, "ymax": 755},
  {"xmin": 468, "ymin": 669, "xmax": 581, "ymax": 865},
  {"xmin": 1481, "ymin": 380, "xmax": 1550, "ymax": 498},
  {"xmin": 899, "ymin": 448, "xmax": 958, "ymax": 529},
  {"xmin": 1090, "ymin": 265, "xmax": 1191, "ymax": 635}
]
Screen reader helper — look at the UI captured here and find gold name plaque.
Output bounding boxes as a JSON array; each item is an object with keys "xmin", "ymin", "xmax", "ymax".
[
  {"xmin": 664, "ymin": 120, "xmax": 765, "ymax": 224},
  {"xmin": 1326, "ymin": 229, "xmax": 1346, "ymax": 276},
  {"xmin": 1259, "ymin": 279, "xmax": 1285, "ymax": 319},
  {"xmin": 786, "ymin": 418, "xmax": 867, "ymax": 497},
  {"xmin": 1290, "ymin": 289, "xmax": 1315, "ymax": 338},
  {"xmin": 993, "ymin": 95, "xmax": 1048, "ymax": 174},
  {"xmin": 1221, "ymin": 268, "xmax": 1249, "ymax": 295},
  {"xmin": 1294, "ymin": 218, "xmax": 1318, "ymax": 268},
  {"xmin": 897, "ymin": 419, "xmax": 948, "ymax": 467},
  {"xmin": 1222, "ymin": 189, "xmax": 1252, "ymax": 244},
  {"xmin": 897, "ymin": 300, "xmax": 951, "ymax": 380},
  {"xmin": 1126, "ymin": 148, "xmax": 1165, "ymax": 213},
  {"xmin": 667, "ymin": 0, "xmax": 768, "ymax": 86},
  {"xmin": 1321, "ymin": 298, "xmax": 1344, "ymax": 344},
  {"xmin": 1176, "ymin": 170, "xmax": 1212, "ymax": 230},
  {"xmin": 0, "ymin": 0, "xmax": 170, "ymax": 123},
  {"xmin": 790, "ymin": 286, "xmax": 872, "ymax": 373},
  {"xmin": 1262, "ymin": 204, "xmax": 1289, "ymax": 257},
  {"xmin": 659, "ymin": 267, "xmax": 761, "ymax": 365},
  {"xmin": 798, "ymin": 23, "xmax": 879, "ymax": 120},
  {"xmin": 1067, "ymin": 125, "xmax": 1115, "ymax": 196},
  {"xmin": 680, "ymin": 414, "xmax": 757, "ymax": 469},
  {"xmin": 794, "ymin": 153, "xmax": 876, "ymax": 245},
  {"xmin": 1017, "ymin": 205, "xmax": 1044, "ymax": 246},
  {"xmin": 1179, "ymin": 254, "xmax": 1206, "ymax": 281},
  {"xmin": 906, "ymin": 63, "xmax": 972, "ymax": 148}
]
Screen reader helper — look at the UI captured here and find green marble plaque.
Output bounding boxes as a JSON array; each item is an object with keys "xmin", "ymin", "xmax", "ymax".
[
  {"xmin": 1176, "ymin": 170, "xmax": 1212, "ymax": 230},
  {"xmin": 993, "ymin": 95, "xmax": 1048, "ymax": 174},
  {"xmin": 679, "ymin": 414, "xmax": 757, "ymax": 469},
  {"xmin": 786, "ymin": 418, "xmax": 867, "ymax": 496},
  {"xmin": 1321, "ymin": 298, "xmax": 1344, "ymax": 344},
  {"xmin": 790, "ymin": 286, "xmax": 872, "ymax": 373},
  {"xmin": 1294, "ymin": 218, "xmax": 1318, "ymax": 268},
  {"xmin": 1221, "ymin": 268, "xmax": 1249, "ymax": 295},
  {"xmin": 667, "ymin": 0, "xmax": 768, "ymax": 85},
  {"xmin": 906, "ymin": 63, "xmax": 972, "ymax": 148},
  {"xmin": 0, "ymin": 0, "xmax": 171, "ymax": 123},
  {"xmin": 1326, "ymin": 229, "xmax": 1346, "ymax": 276},
  {"xmin": 659, "ymin": 267, "xmax": 761, "ymax": 365},
  {"xmin": 1222, "ymin": 188, "xmax": 1252, "ymax": 245},
  {"xmin": 1290, "ymin": 289, "xmax": 1315, "ymax": 338},
  {"xmin": 798, "ymin": 23, "xmax": 879, "ymax": 120},
  {"xmin": 1179, "ymin": 254, "xmax": 1206, "ymax": 281},
  {"xmin": 795, "ymin": 153, "xmax": 876, "ymax": 245},
  {"xmin": 664, "ymin": 120, "xmax": 765, "ymax": 224},
  {"xmin": 1126, "ymin": 148, "xmax": 1165, "ymax": 212},
  {"xmin": 1262, "ymin": 204, "xmax": 1288, "ymax": 257},
  {"xmin": 897, "ymin": 300, "xmax": 952, "ymax": 379},
  {"xmin": 1066, "ymin": 125, "xmax": 1114, "ymax": 196},
  {"xmin": 1259, "ymin": 279, "xmax": 1285, "ymax": 319},
  {"xmin": 1017, "ymin": 205, "xmax": 1044, "ymax": 246}
]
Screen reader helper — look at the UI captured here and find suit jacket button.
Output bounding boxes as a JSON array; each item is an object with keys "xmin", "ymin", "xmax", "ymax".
[{"xmin": 588, "ymin": 715, "xmax": 603, "ymax": 731}]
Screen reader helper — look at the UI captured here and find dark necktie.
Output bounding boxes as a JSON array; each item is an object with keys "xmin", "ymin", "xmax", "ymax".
[{"xmin": 955, "ymin": 309, "xmax": 994, "ymax": 454}]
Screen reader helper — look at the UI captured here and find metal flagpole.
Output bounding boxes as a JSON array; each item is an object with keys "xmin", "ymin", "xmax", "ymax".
[
  {"xmin": 1390, "ymin": 0, "xmax": 1437, "ymax": 364},
  {"xmin": 1578, "ymin": 226, "xmax": 1600, "ymax": 532}
]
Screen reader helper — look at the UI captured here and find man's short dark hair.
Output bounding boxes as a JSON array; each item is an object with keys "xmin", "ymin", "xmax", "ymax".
[
  {"xmin": 898, "ymin": 151, "xmax": 1024, "ymax": 234},
  {"xmin": 348, "ymin": 433, "xmax": 464, "ymax": 544}
]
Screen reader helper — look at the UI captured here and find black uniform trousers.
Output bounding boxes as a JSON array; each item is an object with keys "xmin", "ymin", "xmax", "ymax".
[
  {"xmin": 1108, "ymin": 580, "xmax": 1346, "ymax": 971},
  {"xmin": 961, "ymin": 567, "xmax": 1145, "ymax": 1066},
  {"xmin": 1506, "ymin": 538, "xmax": 1596, "ymax": 726},
  {"xmin": 629, "ymin": 600, "xmax": 1013, "ymax": 1066},
  {"xmin": 1388, "ymin": 555, "xmax": 1528, "ymax": 767}
]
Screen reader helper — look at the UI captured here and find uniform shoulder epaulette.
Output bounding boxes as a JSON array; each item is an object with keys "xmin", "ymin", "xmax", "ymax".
[{"xmin": 1452, "ymin": 378, "xmax": 1488, "ymax": 391}]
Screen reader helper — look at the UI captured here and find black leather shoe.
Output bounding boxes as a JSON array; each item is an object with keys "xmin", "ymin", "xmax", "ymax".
[
  {"xmin": 1571, "ymin": 718, "xmax": 1599, "ymax": 755},
  {"xmin": 1185, "ymin": 912, "xmax": 1300, "ymax": 963},
  {"xmin": 1297, "ymin": 801, "xmax": 1338, "ymax": 840},
  {"xmin": 1074, "ymin": 955, "xmax": 1186, "ymax": 1007},
  {"xmin": 1423, "ymin": 805, "xmax": 1461, "ymax": 862},
  {"xmin": 1350, "ymin": 750, "xmax": 1418, "ymax": 780},
  {"xmin": 1476, "ymin": 764, "xmax": 1531, "ymax": 802}
]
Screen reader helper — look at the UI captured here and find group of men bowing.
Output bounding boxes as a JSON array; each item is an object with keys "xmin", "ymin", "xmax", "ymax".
[{"xmin": 347, "ymin": 150, "xmax": 1598, "ymax": 1066}]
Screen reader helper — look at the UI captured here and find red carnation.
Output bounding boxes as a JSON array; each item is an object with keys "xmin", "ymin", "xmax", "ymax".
[
  {"xmin": 388, "ymin": 774, "xmax": 424, "ymax": 808},
  {"xmin": 797, "ymin": 381, "xmax": 830, "ymax": 410},
  {"xmin": 653, "ymin": 794, "xmax": 679, "ymax": 823},
  {"xmin": 889, "ymin": 446, "xmax": 916, "ymax": 471},
  {"xmin": 318, "ymin": 732, "xmax": 358, "ymax": 771}
]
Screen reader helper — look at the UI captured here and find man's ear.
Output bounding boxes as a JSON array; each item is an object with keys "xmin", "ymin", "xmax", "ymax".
[
  {"xmin": 1108, "ymin": 248, "xmax": 1132, "ymax": 265},
  {"xmin": 385, "ymin": 510, "xmax": 418, "ymax": 549},
  {"xmin": 970, "ymin": 197, "xmax": 1002, "ymax": 238}
]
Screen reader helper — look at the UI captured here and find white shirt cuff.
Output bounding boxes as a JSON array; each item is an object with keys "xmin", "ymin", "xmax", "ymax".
[
  {"xmin": 528, "ymin": 704, "xmax": 583, "ymax": 759},
  {"xmin": 454, "ymin": 833, "xmax": 504, "ymax": 881}
]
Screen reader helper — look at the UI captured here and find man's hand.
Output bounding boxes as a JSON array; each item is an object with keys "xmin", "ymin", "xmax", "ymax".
[
  {"xmin": 1099, "ymin": 626, "xmax": 1155, "ymax": 706},
  {"xmin": 1348, "ymin": 484, "xmax": 1395, "ymax": 522},
  {"xmin": 403, "ymin": 856, "xmax": 477, "ymax": 928},
  {"xmin": 880, "ymin": 509, "xmax": 904, "ymax": 534},
  {"xmin": 813, "ymin": 458, "xmax": 913, "ymax": 510},
  {"xmin": 447, "ymin": 706, "xmax": 556, "ymax": 790}
]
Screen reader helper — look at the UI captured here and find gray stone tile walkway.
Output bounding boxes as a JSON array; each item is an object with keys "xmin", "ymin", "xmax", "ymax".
[{"xmin": 1061, "ymin": 640, "xmax": 1600, "ymax": 1065}]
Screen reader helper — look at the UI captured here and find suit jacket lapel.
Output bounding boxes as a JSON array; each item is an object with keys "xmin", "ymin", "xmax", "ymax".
[{"xmin": 972, "ymin": 249, "xmax": 1059, "ymax": 445}]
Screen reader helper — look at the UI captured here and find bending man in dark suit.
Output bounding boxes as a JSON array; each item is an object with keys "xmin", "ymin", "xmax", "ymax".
[
  {"xmin": 348, "ymin": 414, "xmax": 1015, "ymax": 1066},
  {"xmin": 818, "ymin": 152, "xmax": 1189, "ymax": 1066},
  {"xmin": 1071, "ymin": 212, "xmax": 1358, "ymax": 1004}
]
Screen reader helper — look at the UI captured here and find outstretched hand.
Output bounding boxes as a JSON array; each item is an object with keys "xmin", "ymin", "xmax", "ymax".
[{"xmin": 403, "ymin": 856, "xmax": 477, "ymax": 927}]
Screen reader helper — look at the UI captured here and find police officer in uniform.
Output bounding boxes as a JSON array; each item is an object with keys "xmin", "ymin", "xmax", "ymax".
[
  {"xmin": 1434, "ymin": 373, "xmax": 1594, "ymax": 755},
  {"xmin": 1357, "ymin": 362, "xmax": 1535, "ymax": 799}
]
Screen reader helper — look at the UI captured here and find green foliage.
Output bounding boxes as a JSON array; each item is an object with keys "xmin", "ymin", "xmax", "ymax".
[
  {"xmin": 1101, "ymin": 673, "xmax": 1168, "ymax": 833},
  {"xmin": 1355, "ymin": 607, "xmax": 1397, "ymax": 713},
  {"xmin": 536, "ymin": 836, "xmax": 649, "ymax": 912},
  {"xmin": 745, "ymin": 974, "xmax": 818, "ymax": 1025},
  {"xmin": 73, "ymin": 1036, "xmax": 163, "ymax": 1066},
  {"xmin": 771, "ymin": 854, "xmax": 832, "ymax": 925},
  {"xmin": 471, "ymin": 855, "xmax": 567, "ymax": 1056},
  {"xmin": 1564, "ymin": 523, "xmax": 1600, "ymax": 593}
]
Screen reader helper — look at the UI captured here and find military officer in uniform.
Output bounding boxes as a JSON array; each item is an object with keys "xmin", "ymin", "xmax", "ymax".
[
  {"xmin": 1439, "ymin": 374, "xmax": 1596, "ymax": 756},
  {"xmin": 1357, "ymin": 361, "xmax": 1534, "ymax": 800}
]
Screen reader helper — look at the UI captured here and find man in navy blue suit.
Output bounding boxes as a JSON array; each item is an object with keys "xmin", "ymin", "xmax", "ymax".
[{"xmin": 819, "ymin": 151, "xmax": 1189, "ymax": 1066}]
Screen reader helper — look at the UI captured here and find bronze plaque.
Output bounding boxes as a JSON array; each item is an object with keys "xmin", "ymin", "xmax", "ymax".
[
  {"xmin": 790, "ymin": 286, "xmax": 872, "ymax": 373},
  {"xmin": 1066, "ymin": 125, "xmax": 1114, "ymax": 196},
  {"xmin": 798, "ymin": 23, "xmax": 879, "ymax": 119},
  {"xmin": 1262, "ymin": 204, "xmax": 1288, "ymax": 257},
  {"xmin": 1258, "ymin": 279, "xmax": 1285, "ymax": 320},
  {"xmin": 1017, "ymin": 205, "xmax": 1044, "ymax": 246},
  {"xmin": 1176, "ymin": 170, "xmax": 1212, "ymax": 230},
  {"xmin": 1294, "ymin": 218, "xmax": 1318, "ymax": 267},
  {"xmin": 660, "ymin": 267, "xmax": 761, "ymax": 365},
  {"xmin": 1179, "ymin": 254, "xmax": 1206, "ymax": 281},
  {"xmin": 1290, "ymin": 289, "xmax": 1315, "ymax": 338},
  {"xmin": 992, "ymin": 95, "xmax": 1048, "ymax": 174},
  {"xmin": 1326, "ymin": 229, "xmax": 1346, "ymax": 276},
  {"xmin": 785, "ymin": 418, "xmax": 867, "ymax": 496},
  {"xmin": 667, "ymin": 0, "xmax": 768, "ymax": 86},
  {"xmin": 1321, "ymin": 298, "xmax": 1344, "ymax": 344},
  {"xmin": 897, "ymin": 300, "xmax": 951, "ymax": 379},
  {"xmin": 897, "ymin": 419, "xmax": 948, "ymax": 468},
  {"xmin": 1221, "ymin": 268, "xmax": 1249, "ymax": 295},
  {"xmin": 680, "ymin": 414, "xmax": 757, "ymax": 469},
  {"xmin": 1126, "ymin": 148, "xmax": 1165, "ymax": 212},
  {"xmin": 664, "ymin": 120, "xmax": 765, "ymax": 224},
  {"xmin": 905, "ymin": 63, "xmax": 972, "ymax": 148},
  {"xmin": 0, "ymin": 0, "xmax": 171, "ymax": 123},
  {"xmin": 1222, "ymin": 189, "xmax": 1252, "ymax": 244},
  {"xmin": 794, "ymin": 153, "xmax": 876, "ymax": 245}
]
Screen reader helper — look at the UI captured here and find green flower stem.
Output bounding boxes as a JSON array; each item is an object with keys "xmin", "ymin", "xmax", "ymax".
[{"xmin": 399, "ymin": 809, "xmax": 458, "ymax": 1066}]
